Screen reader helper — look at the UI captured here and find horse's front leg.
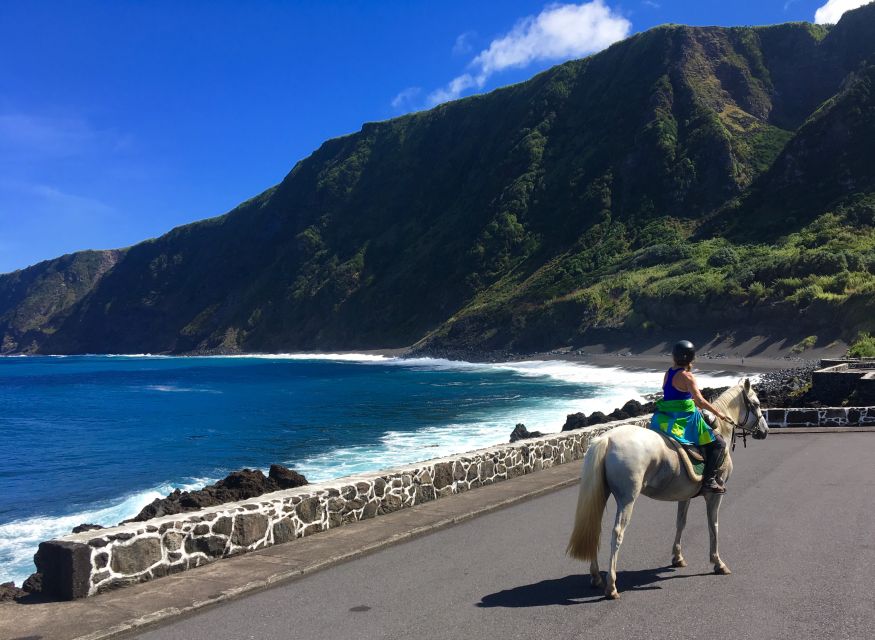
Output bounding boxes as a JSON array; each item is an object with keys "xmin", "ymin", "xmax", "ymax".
[
  {"xmin": 705, "ymin": 493, "xmax": 731, "ymax": 575},
  {"xmin": 671, "ymin": 500, "xmax": 691, "ymax": 567},
  {"xmin": 605, "ymin": 496, "xmax": 637, "ymax": 599}
]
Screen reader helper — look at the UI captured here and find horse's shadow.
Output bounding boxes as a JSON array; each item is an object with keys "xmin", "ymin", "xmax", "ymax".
[{"xmin": 476, "ymin": 566, "xmax": 710, "ymax": 607}]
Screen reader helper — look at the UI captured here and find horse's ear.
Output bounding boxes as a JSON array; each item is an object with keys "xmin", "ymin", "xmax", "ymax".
[{"xmin": 744, "ymin": 378, "xmax": 751, "ymax": 392}]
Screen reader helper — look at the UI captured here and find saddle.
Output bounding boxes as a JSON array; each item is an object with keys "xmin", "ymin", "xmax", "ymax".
[{"xmin": 655, "ymin": 431, "xmax": 705, "ymax": 481}]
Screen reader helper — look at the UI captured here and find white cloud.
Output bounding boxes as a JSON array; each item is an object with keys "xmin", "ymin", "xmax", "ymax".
[
  {"xmin": 1, "ymin": 179, "xmax": 114, "ymax": 217},
  {"xmin": 453, "ymin": 31, "xmax": 477, "ymax": 56},
  {"xmin": 391, "ymin": 87, "xmax": 423, "ymax": 110},
  {"xmin": 642, "ymin": 1, "xmax": 661, "ymax": 8},
  {"xmin": 0, "ymin": 112, "xmax": 132, "ymax": 160},
  {"xmin": 427, "ymin": 1, "xmax": 631, "ymax": 106},
  {"xmin": 814, "ymin": 0, "xmax": 870, "ymax": 24}
]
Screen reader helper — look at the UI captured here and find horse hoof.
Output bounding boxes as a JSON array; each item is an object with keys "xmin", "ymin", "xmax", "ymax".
[
  {"xmin": 605, "ymin": 590, "xmax": 620, "ymax": 600},
  {"xmin": 714, "ymin": 565, "xmax": 731, "ymax": 575},
  {"xmin": 671, "ymin": 558, "xmax": 687, "ymax": 568}
]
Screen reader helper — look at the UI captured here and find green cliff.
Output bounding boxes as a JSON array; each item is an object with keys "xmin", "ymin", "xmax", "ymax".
[{"xmin": 3, "ymin": 4, "xmax": 875, "ymax": 355}]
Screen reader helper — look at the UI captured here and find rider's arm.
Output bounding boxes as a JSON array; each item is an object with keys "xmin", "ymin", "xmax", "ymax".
[{"xmin": 679, "ymin": 371, "xmax": 727, "ymax": 420}]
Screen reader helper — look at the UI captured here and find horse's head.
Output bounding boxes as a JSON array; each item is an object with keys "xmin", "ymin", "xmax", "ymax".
[{"xmin": 739, "ymin": 378, "xmax": 769, "ymax": 440}]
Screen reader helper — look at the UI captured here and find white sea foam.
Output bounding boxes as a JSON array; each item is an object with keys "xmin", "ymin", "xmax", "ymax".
[
  {"xmin": 291, "ymin": 358, "xmax": 749, "ymax": 482},
  {"xmin": 0, "ymin": 477, "xmax": 214, "ymax": 587},
  {"xmin": 143, "ymin": 385, "xmax": 222, "ymax": 394},
  {"xmin": 0, "ymin": 354, "xmax": 752, "ymax": 586}
]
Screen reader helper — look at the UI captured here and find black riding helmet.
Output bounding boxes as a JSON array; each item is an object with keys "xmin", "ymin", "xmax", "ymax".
[{"xmin": 672, "ymin": 340, "xmax": 695, "ymax": 365}]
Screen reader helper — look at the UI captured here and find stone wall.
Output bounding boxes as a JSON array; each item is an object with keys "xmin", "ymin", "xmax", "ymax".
[
  {"xmin": 763, "ymin": 406, "xmax": 875, "ymax": 427},
  {"xmin": 811, "ymin": 359, "xmax": 875, "ymax": 404},
  {"xmin": 38, "ymin": 419, "xmax": 644, "ymax": 600}
]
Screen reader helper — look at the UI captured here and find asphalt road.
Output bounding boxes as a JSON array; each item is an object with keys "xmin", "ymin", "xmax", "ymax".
[{"xmin": 133, "ymin": 433, "xmax": 875, "ymax": 640}]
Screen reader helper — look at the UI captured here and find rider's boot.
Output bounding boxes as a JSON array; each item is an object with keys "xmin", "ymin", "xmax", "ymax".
[{"xmin": 701, "ymin": 434, "xmax": 727, "ymax": 494}]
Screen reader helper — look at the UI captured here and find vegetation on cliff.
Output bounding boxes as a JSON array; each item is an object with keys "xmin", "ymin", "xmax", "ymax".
[{"xmin": 2, "ymin": 4, "xmax": 875, "ymax": 355}]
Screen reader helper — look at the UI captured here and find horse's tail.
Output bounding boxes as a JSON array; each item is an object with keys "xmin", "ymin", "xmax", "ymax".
[{"xmin": 566, "ymin": 435, "xmax": 609, "ymax": 561}]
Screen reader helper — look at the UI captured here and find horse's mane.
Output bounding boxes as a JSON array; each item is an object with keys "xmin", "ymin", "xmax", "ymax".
[
  {"xmin": 713, "ymin": 382, "xmax": 743, "ymax": 411},
  {"xmin": 708, "ymin": 382, "xmax": 743, "ymax": 437}
]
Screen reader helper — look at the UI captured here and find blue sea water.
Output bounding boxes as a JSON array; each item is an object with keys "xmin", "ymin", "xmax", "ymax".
[{"xmin": 0, "ymin": 354, "xmax": 741, "ymax": 585}]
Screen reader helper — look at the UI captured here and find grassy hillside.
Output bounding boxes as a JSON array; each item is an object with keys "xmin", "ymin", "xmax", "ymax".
[{"xmin": 2, "ymin": 3, "xmax": 875, "ymax": 355}]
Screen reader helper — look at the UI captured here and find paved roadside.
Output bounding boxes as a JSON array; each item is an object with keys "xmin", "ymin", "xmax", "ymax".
[
  {"xmin": 0, "ymin": 461, "xmax": 583, "ymax": 640},
  {"xmin": 130, "ymin": 432, "xmax": 875, "ymax": 640}
]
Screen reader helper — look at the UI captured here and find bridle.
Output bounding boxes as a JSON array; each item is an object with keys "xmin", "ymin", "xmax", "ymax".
[{"xmin": 721, "ymin": 387, "xmax": 768, "ymax": 450}]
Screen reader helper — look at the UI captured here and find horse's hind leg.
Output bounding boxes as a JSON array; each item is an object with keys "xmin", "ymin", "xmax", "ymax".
[
  {"xmin": 705, "ymin": 493, "xmax": 731, "ymax": 575},
  {"xmin": 605, "ymin": 495, "xmax": 637, "ymax": 599},
  {"xmin": 589, "ymin": 558, "xmax": 603, "ymax": 589},
  {"xmin": 671, "ymin": 500, "xmax": 691, "ymax": 567}
]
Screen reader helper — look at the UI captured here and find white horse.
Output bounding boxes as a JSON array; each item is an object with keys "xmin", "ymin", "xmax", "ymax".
[{"xmin": 567, "ymin": 379, "xmax": 769, "ymax": 599}]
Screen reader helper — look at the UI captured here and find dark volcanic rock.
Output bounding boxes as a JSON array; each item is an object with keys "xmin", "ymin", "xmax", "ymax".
[
  {"xmin": 587, "ymin": 411, "xmax": 610, "ymax": 425},
  {"xmin": 72, "ymin": 523, "xmax": 104, "ymax": 534},
  {"xmin": 0, "ymin": 581, "xmax": 26, "ymax": 601},
  {"xmin": 509, "ymin": 423, "xmax": 544, "ymax": 443},
  {"xmin": 111, "ymin": 538, "xmax": 162, "ymax": 574},
  {"xmin": 23, "ymin": 572, "xmax": 43, "ymax": 593},
  {"xmin": 561, "ymin": 412, "xmax": 588, "ymax": 431},
  {"xmin": 269, "ymin": 464, "xmax": 308, "ymax": 489},
  {"xmin": 126, "ymin": 465, "xmax": 308, "ymax": 523},
  {"xmin": 753, "ymin": 365, "xmax": 819, "ymax": 407},
  {"xmin": 562, "ymin": 399, "xmax": 655, "ymax": 432}
]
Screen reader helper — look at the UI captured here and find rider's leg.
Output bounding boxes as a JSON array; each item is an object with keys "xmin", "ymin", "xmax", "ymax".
[{"xmin": 701, "ymin": 432, "xmax": 727, "ymax": 493}]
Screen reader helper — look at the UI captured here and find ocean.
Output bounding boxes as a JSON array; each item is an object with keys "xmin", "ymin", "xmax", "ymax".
[{"xmin": 0, "ymin": 354, "xmax": 741, "ymax": 585}]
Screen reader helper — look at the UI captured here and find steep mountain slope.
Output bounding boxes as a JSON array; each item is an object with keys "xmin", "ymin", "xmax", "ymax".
[
  {"xmin": 3, "ymin": 3, "xmax": 875, "ymax": 355},
  {"xmin": 0, "ymin": 250, "xmax": 122, "ymax": 353}
]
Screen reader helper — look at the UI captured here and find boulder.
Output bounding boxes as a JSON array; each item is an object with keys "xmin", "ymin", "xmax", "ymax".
[
  {"xmin": 509, "ymin": 423, "xmax": 544, "ymax": 443},
  {"xmin": 587, "ymin": 411, "xmax": 609, "ymax": 425},
  {"xmin": 561, "ymin": 412, "xmax": 588, "ymax": 431},
  {"xmin": 269, "ymin": 464, "xmax": 308, "ymax": 489}
]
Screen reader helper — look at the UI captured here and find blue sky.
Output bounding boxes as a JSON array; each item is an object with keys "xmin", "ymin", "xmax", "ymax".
[{"xmin": 0, "ymin": 0, "xmax": 866, "ymax": 273}]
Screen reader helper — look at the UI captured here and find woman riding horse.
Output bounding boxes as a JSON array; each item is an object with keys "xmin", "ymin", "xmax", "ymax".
[{"xmin": 650, "ymin": 340, "xmax": 728, "ymax": 493}]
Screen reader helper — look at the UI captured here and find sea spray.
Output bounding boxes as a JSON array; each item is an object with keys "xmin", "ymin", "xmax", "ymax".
[{"xmin": 0, "ymin": 478, "xmax": 213, "ymax": 587}]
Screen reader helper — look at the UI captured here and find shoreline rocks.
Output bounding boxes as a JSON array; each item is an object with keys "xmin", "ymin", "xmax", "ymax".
[
  {"xmin": 123, "ymin": 464, "xmax": 308, "ymax": 524},
  {"xmin": 0, "ymin": 581, "xmax": 26, "ymax": 602},
  {"xmin": 509, "ymin": 423, "xmax": 544, "ymax": 443},
  {"xmin": 561, "ymin": 399, "xmax": 656, "ymax": 432}
]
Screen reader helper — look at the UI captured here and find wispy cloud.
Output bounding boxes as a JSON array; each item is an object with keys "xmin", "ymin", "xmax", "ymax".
[
  {"xmin": 814, "ymin": 0, "xmax": 870, "ymax": 23},
  {"xmin": 426, "ymin": 1, "xmax": 631, "ymax": 106},
  {"xmin": 1, "ymin": 179, "xmax": 114, "ymax": 218},
  {"xmin": 642, "ymin": 0, "xmax": 661, "ymax": 8},
  {"xmin": 391, "ymin": 87, "xmax": 423, "ymax": 110},
  {"xmin": 0, "ymin": 112, "xmax": 131, "ymax": 159},
  {"xmin": 452, "ymin": 31, "xmax": 477, "ymax": 56}
]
